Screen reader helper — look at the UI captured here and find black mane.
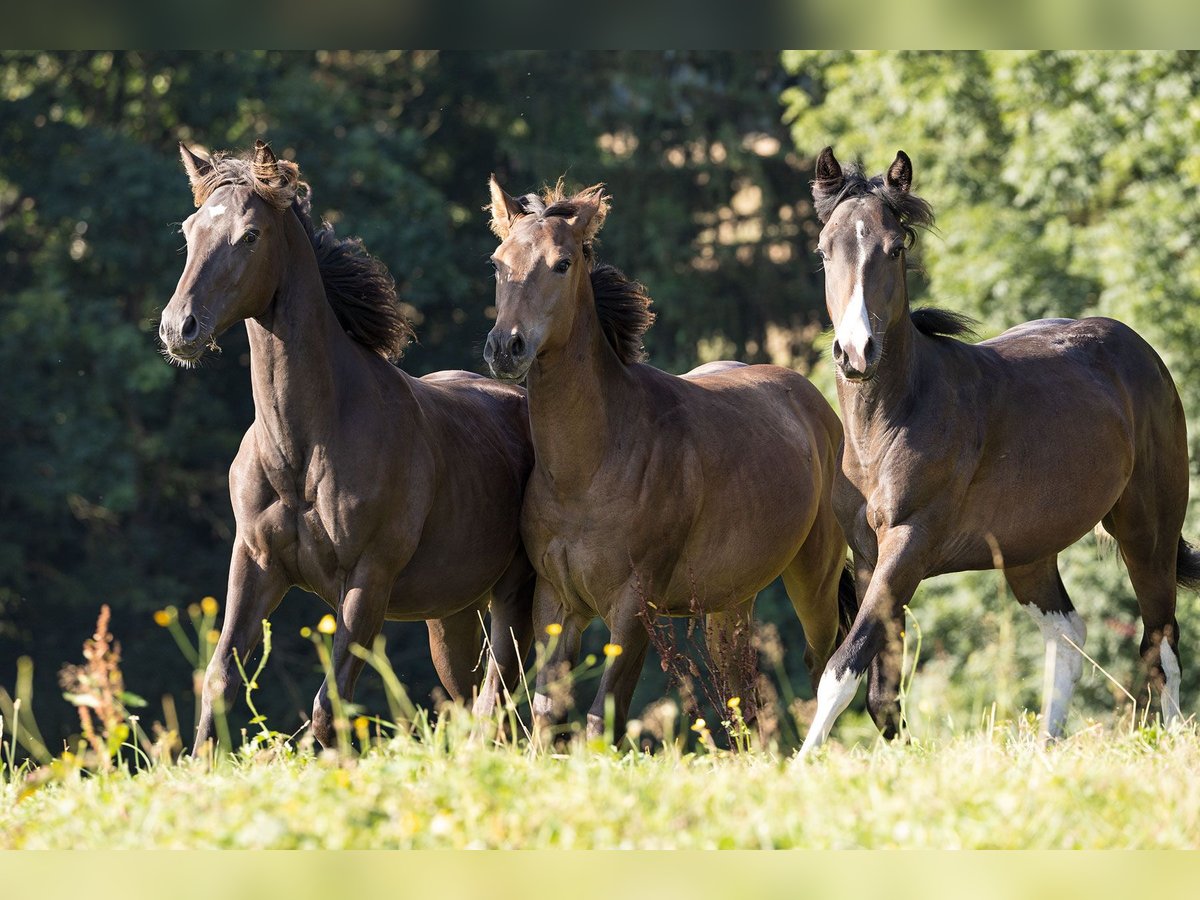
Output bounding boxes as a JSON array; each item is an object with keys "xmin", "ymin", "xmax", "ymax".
[
  {"xmin": 910, "ymin": 307, "xmax": 977, "ymax": 339},
  {"xmin": 291, "ymin": 191, "xmax": 415, "ymax": 362},
  {"xmin": 590, "ymin": 263, "xmax": 655, "ymax": 364}
]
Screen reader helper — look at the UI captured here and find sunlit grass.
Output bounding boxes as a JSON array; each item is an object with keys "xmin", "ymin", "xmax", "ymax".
[{"xmin": 3, "ymin": 601, "xmax": 1198, "ymax": 849}]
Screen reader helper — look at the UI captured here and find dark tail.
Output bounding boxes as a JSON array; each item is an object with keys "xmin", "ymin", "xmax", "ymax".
[
  {"xmin": 1178, "ymin": 538, "xmax": 1200, "ymax": 592},
  {"xmin": 836, "ymin": 561, "xmax": 861, "ymax": 642}
]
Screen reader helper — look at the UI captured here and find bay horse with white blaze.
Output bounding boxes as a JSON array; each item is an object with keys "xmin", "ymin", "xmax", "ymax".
[
  {"xmin": 483, "ymin": 177, "xmax": 855, "ymax": 742},
  {"xmin": 801, "ymin": 146, "xmax": 1199, "ymax": 755},
  {"xmin": 159, "ymin": 142, "xmax": 535, "ymax": 749}
]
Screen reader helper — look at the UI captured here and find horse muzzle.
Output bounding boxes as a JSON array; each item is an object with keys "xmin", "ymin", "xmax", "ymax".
[
  {"xmin": 159, "ymin": 308, "xmax": 213, "ymax": 363},
  {"xmin": 484, "ymin": 328, "xmax": 533, "ymax": 382},
  {"xmin": 833, "ymin": 337, "xmax": 879, "ymax": 382}
]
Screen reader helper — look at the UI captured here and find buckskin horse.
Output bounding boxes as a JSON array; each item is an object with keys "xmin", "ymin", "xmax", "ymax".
[
  {"xmin": 159, "ymin": 142, "xmax": 535, "ymax": 748},
  {"xmin": 483, "ymin": 177, "xmax": 855, "ymax": 742},
  {"xmin": 800, "ymin": 146, "xmax": 1199, "ymax": 755}
]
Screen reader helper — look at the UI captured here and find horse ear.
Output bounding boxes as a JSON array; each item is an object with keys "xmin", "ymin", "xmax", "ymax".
[
  {"xmin": 488, "ymin": 174, "xmax": 524, "ymax": 239},
  {"xmin": 814, "ymin": 146, "xmax": 843, "ymax": 192},
  {"xmin": 179, "ymin": 142, "xmax": 213, "ymax": 205},
  {"xmin": 812, "ymin": 146, "xmax": 844, "ymax": 222},
  {"xmin": 885, "ymin": 150, "xmax": 913, "ymax": 193},
  {"xmin": 567, "ymin": 184, "xmax": 610, "ymax": 242},
  {"xmin": 253, "ymin": 140, "xmax": 282, "ymax": 185}
]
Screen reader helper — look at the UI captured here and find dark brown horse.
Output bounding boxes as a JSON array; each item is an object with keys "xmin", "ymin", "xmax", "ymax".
[
  {"xmin": 800, "ymin": 147, "xmax": 1199, "ymax": 755},
  {"xmin": 159, "ymin": 142, "xmax": 535, "ymax": 748},
  {"xmin": 483, "ymin": 177, "xmax": 855, "ymax": 741}
]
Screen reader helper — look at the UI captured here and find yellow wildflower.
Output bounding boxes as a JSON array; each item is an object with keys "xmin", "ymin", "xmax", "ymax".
[
  {"xmin": 317, "ymin": 614, "xmax": 337, "ymax": 635},
  {"xmin": 603, "ymin": 643, "xmax": 623, "ymax": 658},
  {"xmin": 201, "ymin": 596, "xmax": 219, "ymax": 616},
  {"xmin": 206, "ymin": 629, "xmax": 220, "ymax": 645},
  {"xmin": 153, "ymin": 609, "xmax": 172, "ymax": 627},
  {"xmin": 727, "ymin": 696, "xmax": 741, "ymax": 710},
  {"xmin": 300, "ymin": 626, "xmax": 312, "ymax": 639},
  {"xmin": 544, "ymin": 622, "xmax": 563, "ymax": 636}
]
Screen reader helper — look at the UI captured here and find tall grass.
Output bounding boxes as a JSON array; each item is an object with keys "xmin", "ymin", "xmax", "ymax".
[{"xmin": 2, "ymin": 596, "xmax": 1196, "ymax": 849}]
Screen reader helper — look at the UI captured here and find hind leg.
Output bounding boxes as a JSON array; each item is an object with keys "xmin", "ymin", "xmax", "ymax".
[
  {"xmin": 1105, "ymin": 514, "xmax": 1183, "ymax": 724},
  {"xmin": 1004, "ymin": 557, "xmax": 1086, "ymax": 740},
  {"xmin": 427, "ymin": 599, "xmax": 487, "ymax": 705},
  {"xmin": 474, "ymin": 556, "xmax": 536, "ymax": 718},
  {"xmin": 781, "ymin": 511, "xmax": 847, "ymax": 690},
  {"xmin": 705, "ymin": 600, "xmax": 758, "ymax": 723}
]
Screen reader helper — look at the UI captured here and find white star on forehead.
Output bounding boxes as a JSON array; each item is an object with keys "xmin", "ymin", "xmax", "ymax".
[{"xmin": 208, "ymin": 203, "xmax": 227, "ymax": 219}]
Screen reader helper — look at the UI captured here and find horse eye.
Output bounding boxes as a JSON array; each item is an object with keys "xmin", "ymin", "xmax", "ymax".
[
  {"xmin": 889, "ymin": 246, "xmax": 902, "ymax": 259},
  {"xmin": 242, "ymin": 230, "xmax": 260, "ymax": 245},
  {"xmin": 553, "ymin": 258, "xmax": 571, "ymax": 274},
  {"xmin": 815, "ymin": 248, "xmax": 827, "ymax": 259}
]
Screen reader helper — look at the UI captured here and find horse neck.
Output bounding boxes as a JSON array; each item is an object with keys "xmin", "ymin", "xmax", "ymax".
[
  {"xmin": 525, "ymin": 279, "xmax": 632, "ymax": 490},
  {"xmin": 244, "ymin": 212, "xmax": 371, "ymax": 465}
]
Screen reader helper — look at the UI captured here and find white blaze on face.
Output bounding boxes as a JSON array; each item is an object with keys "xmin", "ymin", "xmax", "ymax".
[
  {"xmin": 208, "ymin": 203, "xmax": 227, "ymax": 219},
  {"xmin": 834, "ymin": 219, "xmax": 874, "ymax": 372}
]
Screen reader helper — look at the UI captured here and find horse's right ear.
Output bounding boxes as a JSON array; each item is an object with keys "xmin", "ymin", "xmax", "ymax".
[
  {"xmin": 812, "ymin": 146, "xmax": 844, "ymax": 221},
  {"xmin": 487, "ymin": 174, "xmax": 524, "ymax": 239},
  {"xmin": 179, "ymin": 142, "xmax": 213, "ymax": 205}
]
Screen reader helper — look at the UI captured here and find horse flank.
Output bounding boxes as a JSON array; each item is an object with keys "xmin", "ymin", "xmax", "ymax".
[{"xmin": 191, "ymin": 152, "xmax": 413, "ymax": 361}]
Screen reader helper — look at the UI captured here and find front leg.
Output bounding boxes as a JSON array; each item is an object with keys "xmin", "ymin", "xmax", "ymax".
[
  {"xmin": 311, "ymin": 564, "xmax": 395, "ymax": 749},
  {"xmin": 586, "ymin": 588, "xmax": 651, "ymax": 744},
  {"xmin": 798, "ymin": 527, "xmax": 929, "ymax": 758},
  {"xmin": 196, "ymin": 540, "xmax": 288, "ymax": 751},
  {"xmin": 531, "ymin": 578, "xmax": 585, "ymax": 741}
]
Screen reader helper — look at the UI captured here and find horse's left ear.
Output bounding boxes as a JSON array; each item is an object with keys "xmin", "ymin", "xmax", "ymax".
[
  {"xmin": 885, "ymin": 150, "xmax": 913, "ymax": 193},
  {"xmin": 567, "ymin": 184, "xmax": 610, "ymax": 242},
  {"xmin": 488, "ymin": 174, "xmax": 524, "ymax": 239}
]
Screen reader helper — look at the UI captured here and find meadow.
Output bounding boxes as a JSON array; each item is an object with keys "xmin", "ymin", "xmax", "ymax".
[{"xmin": 3, "ymin": 603, "xmax": 1198, "ymax": 850}]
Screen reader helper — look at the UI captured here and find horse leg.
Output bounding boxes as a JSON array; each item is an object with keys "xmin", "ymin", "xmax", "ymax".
[
  {"xmin": 196, "ymin": 542, "xmax": 287, "ymax": 750},
  {"xmin": 1104, "ymin": 498, "xmax": 1186, "ymax": 724},
  {"xmin": 311, "ymin": 565, "xmax": 394, "ymax": 748},
  {"xmin": 797, "ymin": 530, "xmax": 926, "ymax": 758},
  {"xmin": 426, "ymin": 598, "xmax": 487, "ymax": 707},
  {"xmin": 780, "ymin": 509, "xmax": 847, "ymax": 691},
  {"xmin": 474, "ymin": 554, "xmax": 536, "ymax": 719},
  {"xmin": 1004, "ymin": 557, "xmax": 1086, "ymax": 740},
  {"xmin": 850, "ymin": 554, "xmax": 905, "ymax": 740},
  {"xmin": 586, "ymin": 591, "xmax": 650, "ymax": 744},
  {"xmin": 704, "ymin": 600, "xmax": 758, "ymax": 725},
  {"xmin": 531, "ymin": 578, "xmax": 585, "ymax": 739}
]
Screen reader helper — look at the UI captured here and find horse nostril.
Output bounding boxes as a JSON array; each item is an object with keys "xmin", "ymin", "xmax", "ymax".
[
  {"xmin": 509, "ymin": 334, "xmax": 525, "ymax": 359},
  {"xmin": 181, "ymin": 314, "xmax": 200, "ymax": 343},
  {"xmin": 832, "ymin": 340, "xmax": 844, "ymax": 361},
  {"xmin": 864, "ymin": 336, "xmax": 875, "ymax": 360}
]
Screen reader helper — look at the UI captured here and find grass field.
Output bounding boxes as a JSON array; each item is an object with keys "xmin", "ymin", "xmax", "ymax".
[{"xmin": 4, "ymin": 716, "xmax": 1199, "ymax": 849}]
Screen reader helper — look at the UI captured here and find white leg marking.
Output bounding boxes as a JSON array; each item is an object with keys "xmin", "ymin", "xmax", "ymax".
[
  {"xmin": 531, "ymin": 692, "xmax": 553, "ymax": 720},
  {"xmin": 797, "ymin": 667, "xmax": 862, "ymax": 760},
  {"xmin": 833, "ymin": 219, "xmax": 873, "ymax": 371},
  {"xmin": 1023, "ymin": 607, "xmax": 1086, "ymax": 738},
  {"xmin": 1160, "ymin": 637, "xmax": 1182, "ymax": 725},
  {"xmin": 208, "ymin": 203, "xmax": 226, "ymax": 219}
]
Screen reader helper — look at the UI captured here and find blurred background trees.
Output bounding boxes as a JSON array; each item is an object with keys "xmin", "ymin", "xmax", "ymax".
[{"xmin": 2, "ymin": 51, "xmax": 1197, "ymax": 747}]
